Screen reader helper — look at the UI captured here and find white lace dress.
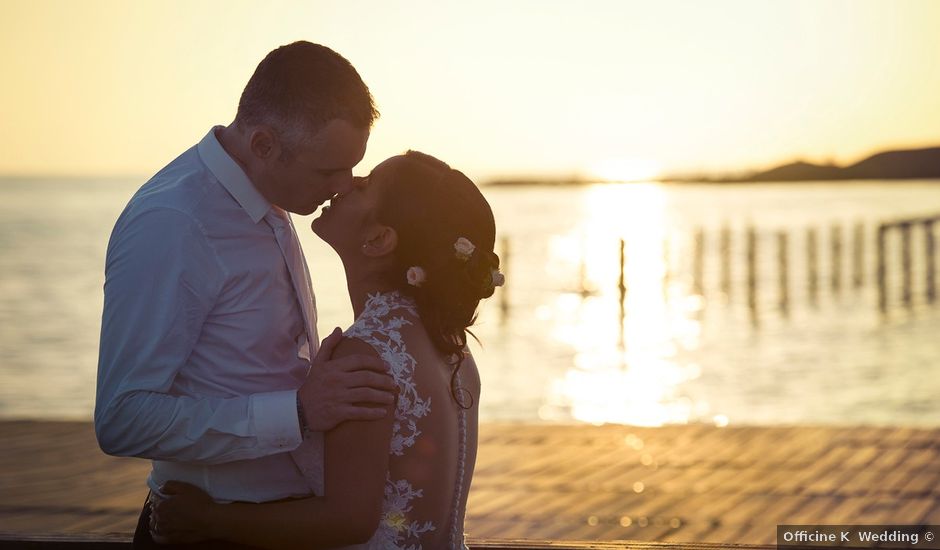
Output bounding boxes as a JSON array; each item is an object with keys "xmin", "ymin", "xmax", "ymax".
[{"xmin": 334, "ymin": 291, "xmax": 470, "ymax": 550}]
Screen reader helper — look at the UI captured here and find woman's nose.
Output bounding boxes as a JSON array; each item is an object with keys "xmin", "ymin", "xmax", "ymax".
[{"xmin": 331, "ymin": 172, "xmax": 356, "ymax": 195}]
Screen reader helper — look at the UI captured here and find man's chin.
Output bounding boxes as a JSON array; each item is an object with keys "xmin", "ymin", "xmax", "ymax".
[
  {"xmin": 299, "ymin": 197, "xmax": 331, "ymax": 216},
  {"xmin": 291, "ymin": 202, "xmax": 321, "ymax": 216}
]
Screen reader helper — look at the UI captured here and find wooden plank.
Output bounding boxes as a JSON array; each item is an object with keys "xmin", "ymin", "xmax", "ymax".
[
  {"xmin": 745, "ymin": 495, "xmax": 808, "ymax": 524},
  {"xmin": 868, "ymin": 447, "xmax": 910, "ymax": 470},
  {"xmin": 1, "ymin": 421, "xmax": 937, "ymax": 545},
  {"xmin": 854, "ymin": 497, "xmax": 906, "ymax": 524},
  {"xmin": 897, "ymin": 464, "xmax": 940, "ymax": 498},
  {"xmin": 783, "ymin": 495, "xmax": 844, "ymax": 525},
  {"xmin": 895, "ymin": 497, "xmax": 936, "ymax": 523},
  {"xmin": 924, "ymin": 499, "xmax": 940, "ymax": 523},
  {"xmin": 731, "ymin": 522, "xmax": 777, "ymax": 546},
  {"xmin": 657, "ymin": 467, "xmax": 713, "ymax": 494},
  {"xmin": 822, "ymin": 496, "xmax": 875, "ymax": 525},
  {"xmin": 837, "ymin": 444, "xmax": 881, "ymax": 469},
  {"xmin": 735, "ymin": 466, "xmax": 794, "ymax": 495}
]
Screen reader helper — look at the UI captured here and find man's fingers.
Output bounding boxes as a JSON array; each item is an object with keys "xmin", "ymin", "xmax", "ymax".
[
  {"xmin": 305, "ymin": 397, "xmax": 393, "ymax": 431},
  {"xmin": 315, "ymin": 328, "xmax": 343, "ymax": 362}
]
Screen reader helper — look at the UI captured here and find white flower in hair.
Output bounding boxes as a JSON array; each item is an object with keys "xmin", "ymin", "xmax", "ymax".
[
  {"xmin": 491, "ymin": 270, "xmax": 505, "ymax": 287},
  {"xmin": 454, "ymin": 237, "xmax": 476, "ymax": 261},
  {"xmin": 406, "ymin": 266, "xmax": 426, "ymax": 287}
]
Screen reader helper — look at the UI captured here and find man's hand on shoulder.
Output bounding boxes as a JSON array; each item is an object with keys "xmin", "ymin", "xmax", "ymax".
[{"xmin": 298, "ymin": 327, "xmax": 397, "ymax": 432}]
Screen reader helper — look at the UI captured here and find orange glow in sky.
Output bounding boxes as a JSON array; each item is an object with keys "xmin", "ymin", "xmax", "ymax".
[{"xmin": 2, "ymin": 0, "xmax": 939, "ymax": 180}]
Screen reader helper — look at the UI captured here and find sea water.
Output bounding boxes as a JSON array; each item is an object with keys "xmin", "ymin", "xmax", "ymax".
[{"xmin": 1, "ymin": 178, "xmax": 939, "ymax": 426}]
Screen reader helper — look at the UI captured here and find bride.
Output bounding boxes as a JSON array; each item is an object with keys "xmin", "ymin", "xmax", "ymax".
[{"xmin": 150, "ymin": 151, "xmax": 502, "ymax": 549}]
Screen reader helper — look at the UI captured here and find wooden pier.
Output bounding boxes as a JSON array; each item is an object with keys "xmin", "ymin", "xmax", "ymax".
[
  {"xmin": 1, "ymin": 421, "xmax": 938, "ymax": 547},
  {"xmin": 512, "ymin": 213, "xmax": 940, "ymax": 330}
]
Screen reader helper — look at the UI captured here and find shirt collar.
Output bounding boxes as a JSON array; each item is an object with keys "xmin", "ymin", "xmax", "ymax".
[{"xmin": 197, "ymin": 126, "xmax": 271, "ymax": 224}]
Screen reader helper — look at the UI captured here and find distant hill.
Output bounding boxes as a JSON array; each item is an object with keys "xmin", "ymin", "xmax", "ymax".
[
  {"xmin": 485, "ymin": 146, "xmax": 940, "ymax": 186},
  {"xmin": 721, "ymin": 146, "xmax": 940, "ymax": 183},
  {"xmin": 484, "ymin": 175, "xmax": 590, "ymax": 187}
]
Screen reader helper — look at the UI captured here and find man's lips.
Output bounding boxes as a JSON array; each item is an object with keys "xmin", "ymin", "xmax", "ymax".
[
  {"xmin": 318, "ymin": 196, "xmax": 337, "ymax": 215},
  {"xmin": 311, "ymin": 193, "xmax": 338, "ymax": 213}
]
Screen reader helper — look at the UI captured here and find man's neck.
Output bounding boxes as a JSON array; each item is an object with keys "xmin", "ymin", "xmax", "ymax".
[{"xmin": 216, "ymin": 125, "xmax": 253, "ymax": 177}]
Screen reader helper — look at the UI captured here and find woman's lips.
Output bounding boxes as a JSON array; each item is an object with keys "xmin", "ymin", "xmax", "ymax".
[{"xmin": 317, "ymin": 199, "xmax": 337, "ymax": 219}]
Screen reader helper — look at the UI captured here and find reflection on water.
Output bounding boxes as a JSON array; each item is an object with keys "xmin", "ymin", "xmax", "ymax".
[
  {"xmin": 492, "ymin": 181, "xmax": 940, "ymax": 427},
  {"xmin": 1, "ymin": 178, "xmax": 940, "ymax": 426},
  {"xmin": 539, "ymin": 184, "xmax": 713, "ymax": 426}
]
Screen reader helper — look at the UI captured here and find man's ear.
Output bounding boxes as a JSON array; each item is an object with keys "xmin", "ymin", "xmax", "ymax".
[
  {"xmin": 361, "ymin": 225, "xmax": 398, "ymax": 257},
  {"xmin": 247, "ymin": 127, "xmax": 279, "ymax": 160}
]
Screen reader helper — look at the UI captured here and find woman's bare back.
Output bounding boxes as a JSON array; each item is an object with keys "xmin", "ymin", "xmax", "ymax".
[{"xmin": 342, "ymin": 291, "xmax": 479, "ymax": 549}]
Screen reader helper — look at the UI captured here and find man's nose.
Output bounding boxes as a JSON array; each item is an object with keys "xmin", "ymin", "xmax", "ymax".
[{"xmin": 331, "ymin": 172, "xmax": 355, "ymax": 195}]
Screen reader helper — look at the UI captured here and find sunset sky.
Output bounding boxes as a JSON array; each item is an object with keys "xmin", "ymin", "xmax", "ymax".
[{"xmin": 2, "ymin": 0, "xmax": 939, "ymax": 181}]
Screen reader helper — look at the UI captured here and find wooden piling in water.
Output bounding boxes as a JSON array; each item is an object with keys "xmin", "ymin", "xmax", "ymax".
[
  {"xmin": 578, "ymin": 251, "xmax": 588, "ymax": 296},
  {"xmin": 693, "ymin": 228, "xmax": 704, "ymax": 297},
  {"xmin": 877, "ymin": 224, "xmax": 887, "ymax": 314},
  {"xmin": 926, "ymin": 220, "xmax": 936, "ymax": 304},
  {"xmin": 662, "ymin": 235, "xmax": 671, "ymax": 302},
  {"xmin": 777, "ymin": 231, "xmax": 789, "ymax": 317},
  {"xmin": 900, "ymin": 223, "xmax": 912, "ymax": 308},
  {"xmin": 872, "ymin": 214, "xmax": 940, "ymax": 315},
  {"xmin": 831, "ymin": 224, "xmax": 842, "ymax": 295},
  {"xmin": 720, "ymin": 225, "xmax": 731, "ymax": 299},
  {"xmin": 853, "ymin": 222, "xmax": 864, "ymax": 289},
  {"xmin": 619, "ymin": 238, "xmax": 626, "ymax": 348},
  {"xmin": 807, "ymin": 227, "xmax": 819, "ymax": 307},
  {"xmin": 499, "ymin": 236, "xmax": 510, "ymax": 320},
  {"xmin": 746, "ymin": 226, "xmax": 758, "ymax": 326}
]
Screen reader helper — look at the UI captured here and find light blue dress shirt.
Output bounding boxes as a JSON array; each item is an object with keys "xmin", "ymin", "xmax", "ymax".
[{"xmin": 95, "ymin": 127, "xmax": 321, "ymax": 502}]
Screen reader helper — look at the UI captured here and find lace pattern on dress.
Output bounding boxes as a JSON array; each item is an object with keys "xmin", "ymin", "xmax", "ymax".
[{"xmin": 344, "ymin": 291, "xmax": 436, "ymax": 549}]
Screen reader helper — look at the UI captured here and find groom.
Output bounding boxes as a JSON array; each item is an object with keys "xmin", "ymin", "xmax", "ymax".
[{"xmin": 94, "ymin": 42, "xmax": 396, "ymax": 546}]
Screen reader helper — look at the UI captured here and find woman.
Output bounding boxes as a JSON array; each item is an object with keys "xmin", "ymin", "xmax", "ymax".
[{"xmin": 151, "ymin": 151, "xmax": 502, "ymax": 549}]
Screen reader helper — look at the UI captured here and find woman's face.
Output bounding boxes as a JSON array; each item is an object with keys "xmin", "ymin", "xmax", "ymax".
[{"xmin": 311, "ymin": 156, "xmax": 397, "ymax": 257}]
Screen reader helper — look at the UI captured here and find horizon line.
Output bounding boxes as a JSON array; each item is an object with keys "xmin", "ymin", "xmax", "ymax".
[{"xmin": 3, "ymin": 140, "xmax": 938, "ymax": 183}]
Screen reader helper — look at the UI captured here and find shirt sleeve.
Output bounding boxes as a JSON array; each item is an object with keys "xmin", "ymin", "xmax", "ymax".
[{"xmin": 94, "ymin": 207, "xmax": 303, "ymax": 464}]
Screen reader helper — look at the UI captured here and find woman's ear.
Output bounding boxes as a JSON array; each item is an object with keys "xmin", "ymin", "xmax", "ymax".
[{"xmin": 361, "ymin": 225, "xmax": 398, "ymax": 258}]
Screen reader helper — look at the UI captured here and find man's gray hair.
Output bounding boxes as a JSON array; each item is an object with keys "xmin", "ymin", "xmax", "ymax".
[{"xmin": 235, "ymin": 41, "xmax": 378, "ymax": 158}]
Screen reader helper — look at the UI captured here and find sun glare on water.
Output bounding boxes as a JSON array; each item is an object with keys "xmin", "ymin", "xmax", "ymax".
[
  {"xmin": 590, "ymin": 158, "xmax": 662, "ymax": 182},
  {"xmin": 537, "ymin": 183, "xmax": 714, "ymax": 427}
]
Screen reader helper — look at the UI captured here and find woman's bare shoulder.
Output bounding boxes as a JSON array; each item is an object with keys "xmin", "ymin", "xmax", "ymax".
[{"xmin": 333, "ymin": 334, "xmax": 381, "ymax": 360}]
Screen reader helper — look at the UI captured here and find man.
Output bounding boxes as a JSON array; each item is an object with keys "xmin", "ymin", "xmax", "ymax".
[{"xmin": 94, "ymin": 42, "xmax": 396, "ymax": 547}]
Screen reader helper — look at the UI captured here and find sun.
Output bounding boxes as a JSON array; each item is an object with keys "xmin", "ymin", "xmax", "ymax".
[{"xmin": 590, "ymin": 158, "xmax": 662, "ymax": 182}]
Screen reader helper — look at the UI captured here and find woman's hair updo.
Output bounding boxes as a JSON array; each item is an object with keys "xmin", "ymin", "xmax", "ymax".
[{"xmin": 375, "ymin": 151, "xmax": 500, "ymax": 406}]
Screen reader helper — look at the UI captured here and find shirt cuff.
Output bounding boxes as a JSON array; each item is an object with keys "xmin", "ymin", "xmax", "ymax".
[{"xmin": 250, "ymin": 390, "xmax": 303, "ymax": 451}]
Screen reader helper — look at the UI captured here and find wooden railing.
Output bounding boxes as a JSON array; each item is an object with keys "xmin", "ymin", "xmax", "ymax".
[
  {"xmin": 495, "ymin": 213, "xmax": 940, "ymax": 326},
  {"xmin": 876, "ymin": 214, "xmax": 939, "ymax": 312},
  {"xmin": 0, "ymin": 533, "xmax": 782, "ymax": 550}
]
